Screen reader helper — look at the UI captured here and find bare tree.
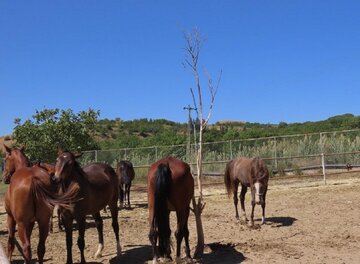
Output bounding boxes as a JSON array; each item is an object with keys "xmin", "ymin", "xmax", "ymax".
[{"xmin": 183, "ymin": 28, "xmax": 222, "ymax": 258}]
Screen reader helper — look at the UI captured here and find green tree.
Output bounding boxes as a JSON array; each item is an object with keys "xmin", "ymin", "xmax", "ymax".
[{"xmin": 12, "ymin": 108, "xmax": 99, "ymax": 162}]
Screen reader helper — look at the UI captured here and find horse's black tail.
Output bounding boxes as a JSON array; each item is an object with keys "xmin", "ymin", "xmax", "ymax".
[
  {"xmin": 154, "ymin": 163, "xmax": 172, "ymax": 257},
  {"xmin": 224, "ymin": 160, "xmax": 233, "ymax": 197}
]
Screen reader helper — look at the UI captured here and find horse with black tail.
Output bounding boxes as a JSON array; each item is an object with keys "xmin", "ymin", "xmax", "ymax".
[
  {"xmin": 148, "ymin": 157, "xmax": 194, "ymax": 263},
  {"xmin": 224, "ymin": 157, "xmax": 269, "ymax": 226}
]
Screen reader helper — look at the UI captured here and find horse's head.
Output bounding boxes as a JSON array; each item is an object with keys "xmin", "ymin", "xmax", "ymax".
[
  {"xmin": 53, "ymin": 150, "xmax": 82, "ymax": 184},
  {"xmin": 2, "ymin": 144, "xmax": 29, "ymax": 184}
]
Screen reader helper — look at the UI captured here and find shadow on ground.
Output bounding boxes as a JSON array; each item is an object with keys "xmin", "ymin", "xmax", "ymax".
[
  {"xmin": 199, "ymin": 242, "xmax": 246, "ymax": 264},
  {"xmin": 266, "ymin": 216, "xmax": 297, "ymax": 227}
]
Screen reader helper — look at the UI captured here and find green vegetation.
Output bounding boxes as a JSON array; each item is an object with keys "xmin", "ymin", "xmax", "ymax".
[
  {"xmin": 95, "ymin": 113, "xmax": 360, "ymax": 149},
  {"xmin": 12, "ymin": 108, "xmax": 99, "ymax": 162}
]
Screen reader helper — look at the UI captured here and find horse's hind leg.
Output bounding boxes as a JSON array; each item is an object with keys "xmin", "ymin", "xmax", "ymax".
[
  {"xmin": 240, "ymin": 185, "xmax": 248, "ymax": 222},
  {"xmin": 17, "ymin": 223, "xmax": 32, "ymax": 264},
  {"xmin": 149, "ymin": 223, "xmax": 158, "ymax": 264},
  {"xmin": 6, "ymin": 215, "xmax": 16, "ymax": 261},
  {"xmin": 93, "ymin": 212, "xmax": 104, "ymax": 258},
  {"xmin": 175, "ymin": 209, "xmax": 191, "ymax": 263},
  {"xmin": 109, "ymin": 199, "xmax": 121, "ymax": 257},
  {"xmin": 37, "ymin": 221, "xmax": 50, "ymax": 264}
]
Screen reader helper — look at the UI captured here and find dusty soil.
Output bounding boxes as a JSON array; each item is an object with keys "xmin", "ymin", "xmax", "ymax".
[{"xmin": 1, "ymin": 173, "xmax": 360, "ymax": 264}]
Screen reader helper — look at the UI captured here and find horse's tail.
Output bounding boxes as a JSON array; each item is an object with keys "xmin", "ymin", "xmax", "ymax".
[
  {"xmin": 224, "ymin": 160, "xmax": 234, "ymax": 197},
  {"xmin": 31, "ymin": 176, "xmax": 80, "ymax": 211},
  {"xmin": 154, "ymin": 163, "xmax": 172, "ymax": 257}
]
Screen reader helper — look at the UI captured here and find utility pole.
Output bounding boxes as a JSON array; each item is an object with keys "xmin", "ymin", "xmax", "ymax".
[{"xmin": 183, "ymin": 104, "xmax": 197, "ymax": 162}]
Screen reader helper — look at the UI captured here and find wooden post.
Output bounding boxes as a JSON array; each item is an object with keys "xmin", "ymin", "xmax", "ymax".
[
  {"xmin": 321, "ymin": 153, "xmax": 326, "ymax": 185},
  {"xmin": 229, "ymin": 140, "xmax": 233, "ymax": 160}
]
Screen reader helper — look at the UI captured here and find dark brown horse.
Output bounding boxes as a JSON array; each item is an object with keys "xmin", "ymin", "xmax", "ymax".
[
  {"xmin": 2, "ymin": 145, "xmax": 77, "ymax": 264},
  {"xmin": 224, "ymin": 157, "xmax": 269, "ymax": 226},
  {"xmin": 116, "ymin": 160, "xmax": 135, "ymax": 208},
  {"xmin": 53, "ymin": 150, "xmax": 121, "ymax": 264},
  {"xmin": 147, "ymin": 157, "xmax": 194, "ymax": 263}
]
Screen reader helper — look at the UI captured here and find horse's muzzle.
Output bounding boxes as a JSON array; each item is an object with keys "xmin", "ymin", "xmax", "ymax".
[{"xmin": 3, "ymin": 175, "xmax": 10, "ymax": 184}]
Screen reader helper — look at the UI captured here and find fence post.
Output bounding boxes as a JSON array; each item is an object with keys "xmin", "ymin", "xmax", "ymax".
[
  {"xmin": 321, "ymin": 153, "xmax": 326, "ymax": 185},
  {"xmin": 155, "ymin": 146, "xmax": 158, "ymax": 161},
  {"xmin": 229, "ymin": 140, "xmax": 233, "ymax": 159},
  {"xmin": 95, "ymin": 150, "xmax": 98, "ymax": 162},
  {"xmin": 273, "ymin": 137, "xmax": 278, "ymax": 169}
]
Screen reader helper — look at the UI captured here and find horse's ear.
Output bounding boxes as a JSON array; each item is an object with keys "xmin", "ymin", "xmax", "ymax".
[
  {"xmin": 19, "ymin": 144, "xmax": 26, "ymax": 151},
  {"xmin": 57, "ymin": 147, "xmax": 64, "ymax": 156},
  {"xmin": 74, "ymin": 153, "xmax": 83, "ymax": 159},
  {"xmin": 4, "ymin": 144, "xmax": 11, "ymax": 154}
]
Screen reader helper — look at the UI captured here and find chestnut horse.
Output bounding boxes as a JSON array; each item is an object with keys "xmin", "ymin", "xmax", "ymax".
[
  {"xmin": 224, "ymin": 157, "xmax": 269, "ymax": 226},
  {"xmin": 53, "ymin": 150, "xmax": 121, "ymax": 264},
  {"xmin": 116, "ymin": 160, "xmax": 135, "ymax": 208},
  {"xmin": 147, "ymin": 157, "xmax": 194, "ymax": 263},
  {"xmin": 2, "ymin": 145, "xmax": 77, "ymax": 264}
]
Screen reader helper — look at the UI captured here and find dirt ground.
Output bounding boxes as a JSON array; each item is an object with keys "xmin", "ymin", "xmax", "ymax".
[{"xmin": 1, "ymin": 173, "xmax": 360, "ymax": 264}]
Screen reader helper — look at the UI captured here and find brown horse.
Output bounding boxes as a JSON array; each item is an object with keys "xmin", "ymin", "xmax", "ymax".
[
  {"xmin": 53, "ymin": 150, "xmax": 121, "ymax": 264},
  {"xmin": 116, "ymin": 160, "xmax": 135, "ymax": 208},
  {"xmin": 224, "ymin": 157, "xmax": 269, "ymax": 226},
  {"xmin": 2, "ymin": 145, "xmax": 77, "ymax": 264},
  {"xmin": 147, "ymin": 157, "xmax": 194, "ymax": 263}
]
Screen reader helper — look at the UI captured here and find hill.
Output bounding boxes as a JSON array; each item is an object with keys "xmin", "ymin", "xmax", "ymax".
[{"xmin": 94, "ymin": 114, "xmax": 360, "ymax": 150}]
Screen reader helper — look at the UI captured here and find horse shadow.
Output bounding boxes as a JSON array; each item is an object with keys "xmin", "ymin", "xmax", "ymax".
[
  {"xmin": 199, "ymin": 242, "xmax": 246, "ymax": 264},
  {"xmin": 265, "ymin": 216, "xmax": 297, "ymax": 227},
  {"xmin": 109, "ymin": 244, "xmax": 152, "ymax": 264}
]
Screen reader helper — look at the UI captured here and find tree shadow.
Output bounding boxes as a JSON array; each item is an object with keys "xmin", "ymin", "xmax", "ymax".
[
  {"xmin": 198, "ymin": 242, "xmax": 246, "ymax": 264},
  {"xmin": 265, "ymin": 216, "xmax": 297, "ymax": 227},
  {"xmin": 109, "ymin": 244, "xmax": 152, "ymax": 264}
]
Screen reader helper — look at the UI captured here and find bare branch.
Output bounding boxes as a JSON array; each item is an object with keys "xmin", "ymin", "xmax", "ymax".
[
  {"xmin": 203, "ymin": 69, "xmax": 222, "ymax": 127},
  {"xmin": 190, "ymin": 88, "xmax": 199, "ymax": 119}
]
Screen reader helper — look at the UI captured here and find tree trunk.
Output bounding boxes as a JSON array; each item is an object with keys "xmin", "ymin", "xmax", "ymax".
[{"xmin": 192, "ymin": 196, "xmax": 205, "ymax": 258}]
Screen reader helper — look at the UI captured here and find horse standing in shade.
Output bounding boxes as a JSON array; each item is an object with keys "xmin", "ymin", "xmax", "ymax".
[
  {"xmin": 53, "ymin": 150, "xmax": 121, "ymax": 264},
  {"xmin": 116, "ymin": 160, "xmax": 135, "ymax": 208},
  {"xmin": 224, "ymin": 157, "xmax": 269, "ymax": 226},
  {"xmin": 147, "ymin": 157, "xmax": 194, "ymax": 263},
  {"xmin": 2, "ymin": 145, "xmax": 77, "ymax": 264}
]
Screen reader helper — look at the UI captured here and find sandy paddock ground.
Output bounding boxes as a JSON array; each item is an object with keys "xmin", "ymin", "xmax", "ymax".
[{"xmin": 1, "ymin": 173, "xmax": 360, "ymax": 264}]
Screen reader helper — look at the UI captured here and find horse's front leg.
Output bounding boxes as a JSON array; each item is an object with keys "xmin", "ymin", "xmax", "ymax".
[
  {"xmin": 261, "ymin": 188, "xmax": 267, "ymax": 225},
  {"xmin": 232, "ymin": 181, "xmax": 239, "ymax": 220},
  {"xmin": 250, "ymin": 191, "xmax": 256, "ymax": 227},
  {"xmin": 93, "ymin": 212, "xmax": 104, "ymax": 258},
  {"xmin": 127, "ymin": 184, "xmax": 131, "ymax": 207},
  {"xmin": 240, "ymin": 185, "xmax": 248, "ymax": 222},
  {"xmin": 63, "ymin": 216, "xmax": 74, "ymax": 264},
  {"xmin": 76, "ymin": 217, "xmax": 86, "ymax": 264}
]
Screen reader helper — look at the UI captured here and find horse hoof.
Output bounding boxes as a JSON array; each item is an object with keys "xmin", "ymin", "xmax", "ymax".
[{"xmin": 116, "ymin": 241, "xmax": 122, "ymax": 256}]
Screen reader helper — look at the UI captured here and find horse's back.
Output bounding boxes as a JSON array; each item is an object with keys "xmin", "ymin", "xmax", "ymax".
[
  {"xmin": 6, "ymin": 167, "xmax": 52, "ymax": 222},
  {"xmin": 83, "ymin": 163, "xmax": 118, "ymax": 186},
  {"xmin": 232, "ymin": 157, "xmax": 269, "ymax": 186},
  {"xmin": 77, "ymin": 163, "xmax": 118, "ymax": 214}
]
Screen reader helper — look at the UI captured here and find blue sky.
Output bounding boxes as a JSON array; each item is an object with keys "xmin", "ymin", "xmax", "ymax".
[{"xmin": 1, "ymin": 1, "xmax": 359, "ymax": 136}]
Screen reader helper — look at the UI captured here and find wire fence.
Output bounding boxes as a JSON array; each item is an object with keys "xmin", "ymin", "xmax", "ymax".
[
  {"xmin": 2, "ymin": 129, "xmax": 360, "ymax": 184},
  {"xmin": 77, "ymin": 129, "xmax": 360, "ymax": 183}
]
